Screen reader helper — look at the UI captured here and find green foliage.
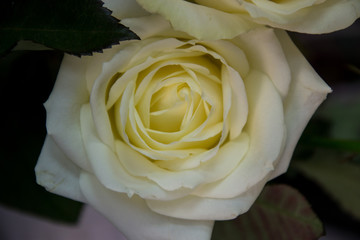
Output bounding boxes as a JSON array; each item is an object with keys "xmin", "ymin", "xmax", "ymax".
[
  {"xmin": 292, "ymin": 68, "xmax": 360, "ymax": 220},
  {"xmin": 212, "ymin": 185, "xmax": 323, "ymax": 240},
  {"xmin": 301, "ymin": 137, "xmax": 360, "ymax": 153},
  {"xmin": 294, "ymin": 150, "xmax": 360, "ymax": 220},
  {"xmin": 0, "ymin": 0, "xmax": 139, "ymax": 56}
]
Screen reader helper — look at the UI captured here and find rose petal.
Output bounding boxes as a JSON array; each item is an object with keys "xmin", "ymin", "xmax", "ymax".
[
  {"xmin": 233, "ymin": 28, "xmax": 291, "ymax": 98},
  {"xmin": 195, "ymin": 0, "xmax": 244, "ymax": 13},
  {"xmin": 90, "ymin": 42, "xmax": 156, "ymax": 149},
  {"xmin": 146, "ymin": 177, "xmax": 265, "ymax": 220},
  {"xmin": 269, "ymin": 30, "xmax": 332, "ymax": 179},
  {"xmin": 201, "ymin": 40, "xmax": 249, "ymax": 78},
  {"xmin": 45, "ymin": 54, "xmax": 91, "ymax": 172},
  {"xmin": 115, "ymin": 140, "xmax": 203, "ymax": 191},
  {"xmin": 91, "ymin": 39, "xmax": 195, "ymax": 149},
  {"xmin": 81, "ymin": 104, "xmax": 192, "ymax": 200},
  {"xmin": 122, "ymin": 15, "xmax": 182, "ymax": 40},
  {"xmin": 114, "ymin": 132, "xmax": 249, "ymax": 192},
  {"xmin": 193, "ymin": 70, "xmax": 285, "ymax": 198},
  {"xmin": 221, "ymin": 64, "xmax": 248, "ymax": 139},
  {"xmin": 102, "ymin": 0, "xmax": 149, "ymax": 19},
  {"xmin": 107, "ymin": 39, "xmax": 199, "ymax": 110},
  {"xmin": 86, "ymin": 42, "xmax": 142, "ymax": 94},
  {"xmin": 248, "ymin": 0, "xmax": 320, "ymax": 15},
  {"xmin": 35, "ymin": 136, "xmax": 85, "ymax": 202},
  {"xmin": 246, "ymin": 0, "xmax": 360, "ymax": 33},
  {"xmin": 80, "ymin": 172, "xmax": 214, "ymax": 240},
  {"xmin": 93, "ymin": 39, "xmax": 196, "ymax": 148},
  {"xmin": 135, "ymin": 0, "xmax": 259, "ymax": 40}
]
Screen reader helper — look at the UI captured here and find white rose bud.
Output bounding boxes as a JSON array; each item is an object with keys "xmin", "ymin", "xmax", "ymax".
[
  {"xmin": 35, "ymin": 15, "xmax": 331, "ymax": 240},
  {"xmin": 133, "ymin": 0, "xmax": 360, "ymax": 39}
]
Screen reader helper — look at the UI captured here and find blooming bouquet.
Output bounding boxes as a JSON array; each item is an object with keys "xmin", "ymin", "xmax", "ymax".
[{"xmin": 0, "ymin": 0, "xmax": 359, "ymax": 239}]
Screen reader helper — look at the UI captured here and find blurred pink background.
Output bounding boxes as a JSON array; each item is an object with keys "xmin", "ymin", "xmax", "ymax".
[{"xmin": 1, "ymin": 204, "xmax": 359, "ymax": 240}]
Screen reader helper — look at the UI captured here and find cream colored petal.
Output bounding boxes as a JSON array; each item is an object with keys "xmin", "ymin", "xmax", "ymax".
[
  {"xmin": 150, "ymin": 95, "xmax": 206, "ymax": 143},
  {"xmin": 189, "ymin": 70, "xmax": 222, "ymax": 128},
  {"xmin": 269, "ymin": 30, "xmax": 332, "ymax": 179},
  {"xmin": 115, "ymin": 140, "xmax": 203, "ymax": 191},
  {"xmin": 137, "ymin": 68, "xmax": 187, "ymax": 129},
  {"xmin": 195, "ymin": 0, "xmax": 245, "ymax": 12},
  {"xmin": 100, "ymin": 45, "xmax": 201, "ymax": 149},
  {"xmin": 116, "ymin": 62, "xmax": 215, "ymax": 161},
  {"xmin": 35, "ymin": 136, "xmax": 85, "ymax": 202},
  {"xmin": 116, "ymin": 54, "xmax": 224, "ymax": 156},
  {"xmin": 250, "ymin": 0, "xmax": 319, "ymax": 15},
  {"xmin": 79, "ymin": 173, "xmax": 214, "ymax": 240},
  {"xmin": 102, "ymin": 0, "xmax": 149, "ymax": 19},
  {"xmin": 115, "ymin": 133, "xmax": 249, "ymax": 192},
  {"xmin": 135, "ymin": 0, "xmax": 259, "ymax": 40},
  {"xmin": 195, "ymin": 132, "xmax": 249, "ymax": 184},
  {"xmin": 121, "ymin": 15, "xmax": 187, "ymax": 40},
  {"xmin": 138, "ymin": 70, "xmax": 202, "ymax": 135},
  {"xmin": 193, "ymin": 70, "xmax": 285, "ymax": 198},
  {"xmin": 107, "ymin": 39, "xmax": 198, "ymax": 109},
  {"xmin": 221, "ymin": 64, "xmax": 248, "ymax": 139},
  {"xmin": 125, "ymin": 96, "xmax": 210, "ymax": 159},
  {"xmin": 133, "ymin": 48, "xmax": 217, "ymax": 106},
  {"xmin": 45, "ymin": 54, "xmax": 91, "ymax": 172},
  {"xmin": 247, "ymin": 0, "xmax": 360, "ymax": 33},
  {"xmin": 122, "ymin": 38, "xmax": 192, "ymax": 72},
  {"xmin": 132, "ymin": 144, "xmax": 206, "ymax": 161},
  {"xmin": 81, "ymin": 104, "xmax": 192, "ymax": 200},
  {"xmin": 90, "ymin": 40, "xmax": 187, "ymax": 149},
  {"xmin": 201, "ymin": 40, "xmax": 249, "ymax": 77},
  {"xmin": 233, "ymin": 28, "xmax": 291, "ymax": 98},
  {"xmin": 89, "ymin": 42, "xmax": 150, "ymax": 149},
  {"xmin": 146, "ymin": 177, "xmax": 265, "ymax": 220},
  {"xmin": 154, "ymin": 147, "xmax": 216, "ymax": 171},
  {"xmin": 86, "ymin": 41, "xmax": 142, "ymax": 94}
]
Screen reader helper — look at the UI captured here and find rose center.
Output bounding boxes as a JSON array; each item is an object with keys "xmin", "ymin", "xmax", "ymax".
[{"xmin": 149, "ymin": 82, "xmax": 196, "ymax": 132}]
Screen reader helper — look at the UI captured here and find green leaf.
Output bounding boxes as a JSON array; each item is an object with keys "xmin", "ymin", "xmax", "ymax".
[
  {"xmin": 293, "ymin": 149, "xmax": 360, "ymax": 220},
  {"xmin": 0, "ymin": 50, "xmax": 82, "ymax": 223},
  {"xmin": 301, "ymin": 137, "xmax": 360, "ymax": 153},
  {"xmin": 315, "ymin": 83, "xmax": 360, "ymax": 140},
  {"xmin": 212, "ymin": 185, "xmax": 323, "ymax": 240},
  {"xmin": 0, "ymin": 0, "xmax": 139, "ymax": 56}
]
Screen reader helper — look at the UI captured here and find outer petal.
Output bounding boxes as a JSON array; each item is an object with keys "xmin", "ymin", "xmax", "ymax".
[
  {"xmin": 249, "ymin": 0, "xmax": 320, "ymax": 15},
  {"xmin": 35, "ymin": 136, "xmax": 85, "ymax": 202},
  {"xmin": 146, "ymin": 178, "xmax": 266, "ymax": 220},
  {"xmin": 80, "ymin": 104, "xmax": 193, "ymax": 200},
  {"xmin": 121, "ymin": 15, "xmax": 184, "ymax": 40},
  {"xmin": 195, "ymin": 0, "xmax": 244, "ymax": 12},
  {"xmin": 135, "ymin": 0, "xmax": 259, "ymax": 40},
  {"xmin": 246, "ymin": 0, "xmax": 360, "ymax": 34},
  {"xmin": 232, "ymin": 27, "xmax": 291, "ymax": 98},
  {"xmin": 102, "ymin": 0, "xmax": 149, "ymax": 19},
  {"xmin": 45, "ymin": 55, "xmax": 91, "ymax": 172},
  {"xmin": 146, "ymin": 69, "xmax": 285, "ymax": 220},
  {"xmin": 79, "ymin": 172, "xmax": 214, "ymax": 240},
  {"xmin": 269, "ymin": 30, "xmax": 332, "ymax": 178},
  {"xmin": 194, "ymin": 69, "xmax": 285, "ymax": 199},
  {"xmin": 85, "ymin": 42, "xmax": 142, "ymax": 92},
  {"xmin": 114, "ymin": 133, "xmax": 249, "ymax": 192}
]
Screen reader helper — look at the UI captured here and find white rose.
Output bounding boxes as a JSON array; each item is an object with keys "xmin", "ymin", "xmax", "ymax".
[
  {"xmin": 35, "ymin": 15, "xmax": 331, "ymax": 240},
  {"xmin": 133, "ymin": 0, "xmax": 360, "ymax": 39}
]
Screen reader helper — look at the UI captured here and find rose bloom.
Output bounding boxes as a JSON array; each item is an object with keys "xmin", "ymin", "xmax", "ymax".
[
  {"xmin": 132, "ymin": 0, "xmax": 360, "ymax": 39},
  {"xmin": 35, "ymin": 14, "xmax": 331, "ymax": 240}
]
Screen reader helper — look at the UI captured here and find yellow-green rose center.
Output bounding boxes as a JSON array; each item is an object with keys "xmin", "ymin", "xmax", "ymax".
[{"xmin": 109, "ymin": 50, "xmax": 226, "ymax": 164}]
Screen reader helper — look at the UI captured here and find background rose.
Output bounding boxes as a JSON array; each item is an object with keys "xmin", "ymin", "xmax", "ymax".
[
  {"xmin": 133, "ymin": 0, "xmax": 360, "ymax": 39},
  {"xmin": 35, "ymin": 15, "xmax": 331, "ymax": 240}
]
